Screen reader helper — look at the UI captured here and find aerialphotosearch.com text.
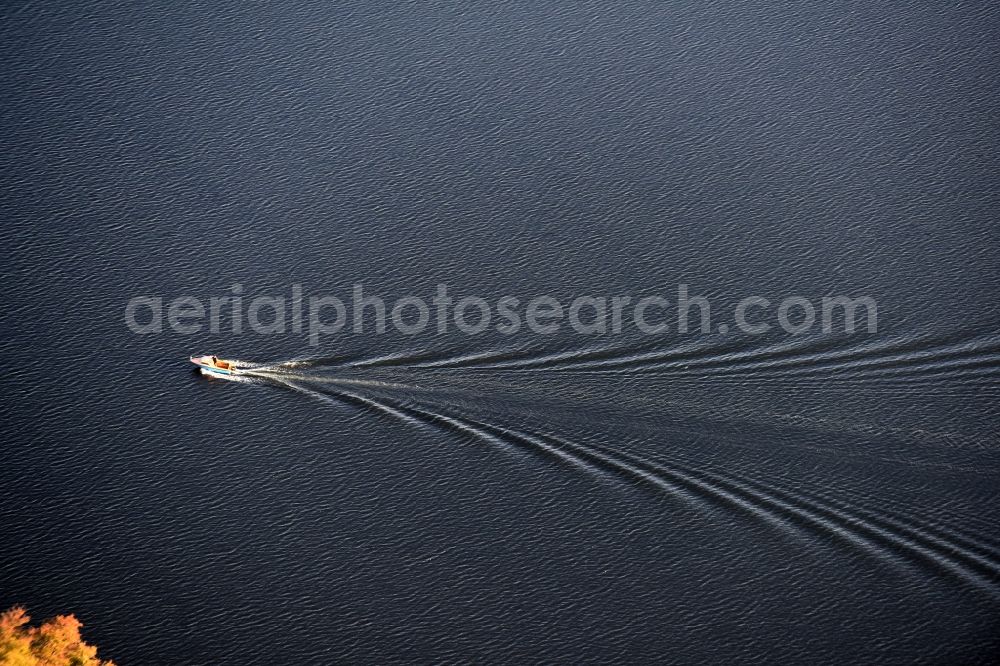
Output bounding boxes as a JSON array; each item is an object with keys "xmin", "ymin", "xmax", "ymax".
[{"xmin": 124, "ymin": 284, "xmax": 878, "ymax": 345}]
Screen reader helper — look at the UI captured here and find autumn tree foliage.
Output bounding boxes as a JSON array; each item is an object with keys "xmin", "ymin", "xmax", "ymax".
[{"xmin": 0, "ymin": 606, "xmax": 114, "ymax": 666}]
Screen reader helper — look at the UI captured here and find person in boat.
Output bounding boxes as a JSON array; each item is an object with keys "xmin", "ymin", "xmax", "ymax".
[{"xmin": 209, "ymin": 355, "xmax": 232, "ymax": 370}]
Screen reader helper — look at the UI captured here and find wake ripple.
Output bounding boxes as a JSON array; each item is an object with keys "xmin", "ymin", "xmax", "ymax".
[
  {"xmin": 260, "ymin": 374, "xmax": 1000, "ymax": 599},
  {"xmin": 253, "ymin": 331, "xmax": 1000, "ymax": 386}
]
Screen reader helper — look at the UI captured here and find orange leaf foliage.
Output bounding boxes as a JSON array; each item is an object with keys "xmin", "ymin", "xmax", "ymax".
[{"xmin": 0, "ymin": 606, "xmax": 114, "ymax": 666}]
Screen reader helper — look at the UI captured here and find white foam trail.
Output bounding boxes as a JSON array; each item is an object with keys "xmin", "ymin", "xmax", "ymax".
[
  {"xmin": 413, "ymin": 348, "xmax": 530, "ymax": 368},
  {"xmin": 244, "ymin": 368, "xmax": 417, "ymax": 391},
  {"xmin": 347, "ymin": 351, "xmax": 420, "ymax": 368}
]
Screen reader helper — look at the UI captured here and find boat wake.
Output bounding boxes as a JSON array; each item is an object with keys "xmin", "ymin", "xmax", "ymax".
[
  {"xmin": 232, "ymin": 361, "xmax": 1000, "ymax": 601},
  {"xmin": 243, "ymin": 330, "xmax": 1000, "ymax": 390}
]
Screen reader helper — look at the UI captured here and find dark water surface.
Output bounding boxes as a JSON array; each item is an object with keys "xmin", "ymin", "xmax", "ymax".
[{"xmin": 2, "ymin": 2, "xmax": 999, "ymax": 663}]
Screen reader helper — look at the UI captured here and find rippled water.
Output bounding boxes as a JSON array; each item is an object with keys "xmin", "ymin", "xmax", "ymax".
[{"xmin": 2, "ymin": 1, "xmax": 998, "ymax": 664}]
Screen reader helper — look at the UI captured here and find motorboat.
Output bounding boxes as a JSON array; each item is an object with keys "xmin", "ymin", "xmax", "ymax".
[{"xmin": 190, "ymin": 354, "xmax": 241, "ymax": 376}]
